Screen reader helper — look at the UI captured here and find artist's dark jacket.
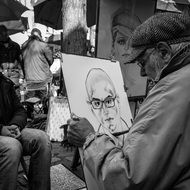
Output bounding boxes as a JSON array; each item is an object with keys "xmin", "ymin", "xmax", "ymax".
[
  {"xmin": 82, "ymin": 45, "xmax": 190, "ymax": 190},
  {"xmin": 0, "ymin": 73, "xmax": 27, "ymax": 134}
]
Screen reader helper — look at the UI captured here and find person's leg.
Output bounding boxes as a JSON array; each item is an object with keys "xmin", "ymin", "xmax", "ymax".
[
  {"xmin": 20, "ymin": 128, "xmax": 51, "ymax": 190},
  {"xmin": 0, "ymin": 136, "xmax": 22, "ymax": 190},
  {"xmin": 35, "ymin": 89, "xmax": 49, "ymax": 114},
  {"xmin": 24, "ymin": 90, "xmax": 36, "ymax": 119}
]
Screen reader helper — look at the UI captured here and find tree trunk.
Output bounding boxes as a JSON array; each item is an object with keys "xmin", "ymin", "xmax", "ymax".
[
  {"xmin": 59, "ymin": 0, "xmax": 87, "ymax": 95},
  {"xmin": 62, "ymin": 0, "xmax": 87, "ymax": 55}
]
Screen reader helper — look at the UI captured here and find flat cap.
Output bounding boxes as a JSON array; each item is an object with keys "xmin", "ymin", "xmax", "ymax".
[{"xmin": 125, "ymin": 12, "xmax": 190, "ymax": 63}]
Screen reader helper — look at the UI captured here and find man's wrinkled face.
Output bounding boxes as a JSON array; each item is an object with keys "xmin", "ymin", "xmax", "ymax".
[
  {"xmin": 89, "ymin": 80, "xmax": 120, "ymax": 133},
  {"xmin": 137, "ymin": 48, "xmax": 160, "ymax": 80}
]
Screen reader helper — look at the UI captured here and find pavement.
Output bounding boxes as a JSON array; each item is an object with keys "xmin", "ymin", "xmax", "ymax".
[
  {"xmin": 51, "ymin": 141, "xmax": 85, "ymax": 181},
  {"xmin": 21, "ymin": 141, "xmax": 86, "ymax": 190},
  {"xmin": 51, "ymin": 142, "xmax": 86, "ymax": 190}
]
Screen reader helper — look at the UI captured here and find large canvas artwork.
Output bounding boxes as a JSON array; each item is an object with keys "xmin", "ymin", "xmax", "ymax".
[
  {"xmin": 96, "ymin": 0, "xmax": 156, "ymax": 97},
  {"xmin": 61, "ymin": 53, "xmax": 133, "ymax": 190}
]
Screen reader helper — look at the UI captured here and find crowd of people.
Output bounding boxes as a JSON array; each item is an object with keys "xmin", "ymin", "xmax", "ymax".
[{"xmin": 1, "ymin": 8, "xmax": 190, "ymax": 190}]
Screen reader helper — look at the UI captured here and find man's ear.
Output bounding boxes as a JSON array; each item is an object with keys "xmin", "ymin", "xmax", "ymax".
[{"xmin": 155, "ymin": 42, "xmax": 172, "ymax": 63}]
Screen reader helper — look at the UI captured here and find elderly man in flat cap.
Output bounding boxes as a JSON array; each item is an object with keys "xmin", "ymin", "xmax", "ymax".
[{"xmin": 67, "ymin": 12, "xmax": 190, "ymax": 189}]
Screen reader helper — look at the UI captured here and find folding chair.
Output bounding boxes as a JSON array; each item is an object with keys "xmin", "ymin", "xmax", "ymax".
[{"xmin": 22, "ymin": 82, "xmax": 51, "ymax": 119}]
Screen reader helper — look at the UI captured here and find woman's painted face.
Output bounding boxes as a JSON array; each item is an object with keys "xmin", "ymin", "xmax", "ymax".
[
  {"xmin": 90, "ymin": 80, "xmax": 120, "ymax": 133},
  {"xmin": 113, "ymin": 32, "xmax": 131, "ymax": 64}
]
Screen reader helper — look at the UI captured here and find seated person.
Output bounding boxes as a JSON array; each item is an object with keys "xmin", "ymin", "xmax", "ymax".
[
  {"xmin": 0, "ymin": 72, "xmax": 51, "ymax": 190},
  {"xmin": 0, "ymin": 25, "xmax": 24, "ymax": 89}
]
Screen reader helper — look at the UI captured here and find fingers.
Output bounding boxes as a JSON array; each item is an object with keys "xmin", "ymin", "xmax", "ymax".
[
  {"xmin": 67, "ymin": 130, "xmax": 84, "ymax": 147},
  {"xmin": 15, "ymin": 133, "xmax": 21, "ymax": 140},
  {"xmin": 67, "ymin": 113, "xmax": 82, "ymax": 127},
  {"xmin": 14, "ymin": 128, "xmax": 21, "ymax": 140},
  {"xmin": 70, "ymin": 112, "xmax": 80, "ymax": 121},
  {"xmin": 67, "ymin": 116, "xmax": 83, "ymax": 147},
  {"xmin": 67, "ymin": 134, "xmax": 83, "ymax": 147},
  {"xmin": 67, "ymin": 120, "xmax": 79, "ymax": 133},
  {"xmin": 67, "ymin": 114, "xmax": 95, "ymax": 147},
  {"xmin": 67, "ymin": 118, "xmax": 72, "ymax": 125},
  {"xmin": 8, "ymin": 133, "xmax": 16, "ymax": 138},
  {"xmin": 1, "ymin": 126, "xmax": 19, "ymax": 138},
  {"xmin": 9, "ymin": 126, "xmax": 21, "ymax": 139},
  {"xmin": 67, "ymin": 113, "xmax": 80, "ymax": 125},
  {"xmin": 8, "ymin": 130, "xmax": 20, "ymax": 139},
  {"xmin": 7, "ymin": 125, "xmax": 18, "ymax": 130}
]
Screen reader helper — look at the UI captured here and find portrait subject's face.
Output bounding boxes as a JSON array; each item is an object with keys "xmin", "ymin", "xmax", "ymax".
[{"xmin": 90, "ymin": 80, "xmax": 120, "ymax": 133}]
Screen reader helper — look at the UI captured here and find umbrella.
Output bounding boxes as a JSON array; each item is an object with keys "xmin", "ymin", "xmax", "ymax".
[
  {"xmin": 33, "ymin": 0, "xmax": 62, "ymax": 30},
  {"xmin": 0, "ymin": 0, "xmax": 28, "ymax": 22},
  {"xmin": 33, "ymin": 0, "xmax": 97, "ymax": 29},
  {"xmin": 0, "ymin": 17, "xmax": 28, "ymax": 35},
  {"xmin": 0, "ymin": 0, "xmax": 28, "ymax": 34}
]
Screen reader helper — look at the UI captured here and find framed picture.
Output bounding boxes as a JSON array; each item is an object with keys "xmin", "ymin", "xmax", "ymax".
[
  {"xmin": 96, "ymin": 0, "xmax": 156, "ymax": 97},
  {"xmin": 61, "ymin": 53, "xmax": 133, "ymax": 190}
]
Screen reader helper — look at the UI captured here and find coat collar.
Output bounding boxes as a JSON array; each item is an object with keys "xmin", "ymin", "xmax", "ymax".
[{"xmin": 158, "ymin": 44, "xmax": 190, "ymax": 81}]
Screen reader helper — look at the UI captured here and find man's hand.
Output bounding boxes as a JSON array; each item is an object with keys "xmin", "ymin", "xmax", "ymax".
[
  {"xmin": 1, "ymin": 126, "xmax": 15, "ymax": 137},
  {"xmin": 10, "ymin": 125, "xmax": 21, "ymax": 140},
  {"xmin": 1, "ymin": 125, "xmax": 21, "ymax": 139},
  {"xmin": 67, "ymin": 114, "xmax": 95, "ymax": 147}
]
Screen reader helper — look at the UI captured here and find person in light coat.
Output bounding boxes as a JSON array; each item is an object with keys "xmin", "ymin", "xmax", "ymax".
[{"xmin": 67, "ymin": 12, "xmax": 190, "ymax": 189}]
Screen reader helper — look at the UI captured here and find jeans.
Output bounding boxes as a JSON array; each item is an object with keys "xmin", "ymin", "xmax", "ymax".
[{"xmin": 0, "ymin": 128, "xmax": 51, "ymax": 190}]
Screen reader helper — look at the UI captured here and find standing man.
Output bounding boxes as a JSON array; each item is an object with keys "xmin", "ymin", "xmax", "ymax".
[
  {"xmin": 0, "ymin": 25, "xmax": 24, "ymax": 88},
  {"xmin": 67, "ymin": 12, "xmax": 190, "ymax": 189},
  {"xmin": 22, "ymin": 28, "xmax": 53, "ymax": 100}
]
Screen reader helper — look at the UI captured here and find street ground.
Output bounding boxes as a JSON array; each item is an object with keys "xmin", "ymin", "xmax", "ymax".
[{"xmin": 21, "ymin": 141, "xmax": 86, "ymax": 190}]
